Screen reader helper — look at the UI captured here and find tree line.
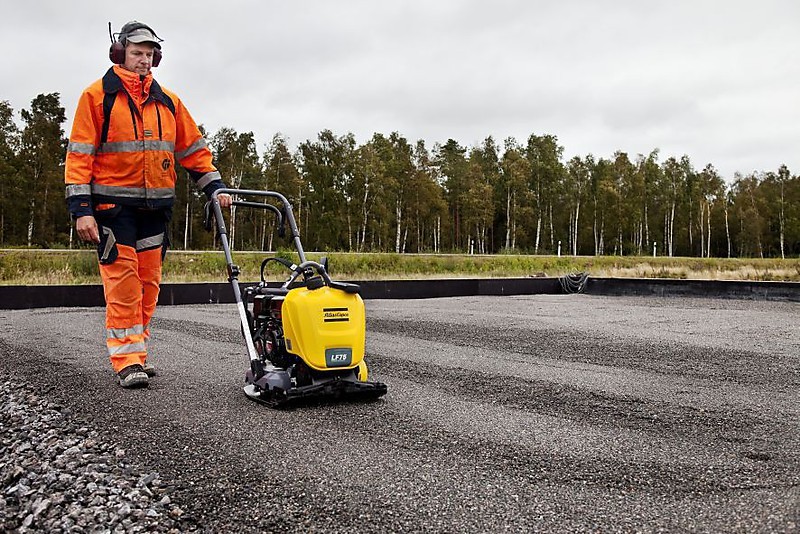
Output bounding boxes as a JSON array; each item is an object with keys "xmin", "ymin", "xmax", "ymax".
[{"xmin": 1, "ymin": 93, "xmax": 798, "ymax": 258}]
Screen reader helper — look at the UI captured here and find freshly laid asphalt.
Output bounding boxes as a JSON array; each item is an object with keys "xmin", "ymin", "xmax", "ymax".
[{"xmin": 1, "ymin": 294, "xmax": 798, "ymax": 532}]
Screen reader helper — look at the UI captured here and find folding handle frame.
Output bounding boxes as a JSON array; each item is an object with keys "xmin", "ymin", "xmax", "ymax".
[{"xmin": 209, "ymin": 189, "xmax": 333, "ymax": 287}]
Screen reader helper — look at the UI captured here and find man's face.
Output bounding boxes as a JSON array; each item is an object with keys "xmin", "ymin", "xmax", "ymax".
[{"xmin": 123, "ymin": 42, "xmax": 156, "ymax": 76}]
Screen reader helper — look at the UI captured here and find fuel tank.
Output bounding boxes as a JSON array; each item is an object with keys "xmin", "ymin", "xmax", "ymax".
[{"xmin": 281, "ymin": 285, "xmax": 366, "ymax": 371}]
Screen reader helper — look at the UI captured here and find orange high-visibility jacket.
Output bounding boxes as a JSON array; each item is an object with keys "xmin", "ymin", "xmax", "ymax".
[{"xmin": 65, "ymin": 65, "xmax": 224, "ymax": 217}]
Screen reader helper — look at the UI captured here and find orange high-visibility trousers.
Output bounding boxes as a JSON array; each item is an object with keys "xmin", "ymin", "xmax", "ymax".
[{"xmin": 96, "ymin": 205, "xmax": 168, "ymax": 372}]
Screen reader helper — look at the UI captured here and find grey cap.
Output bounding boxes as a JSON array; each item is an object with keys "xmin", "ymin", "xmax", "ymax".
[{"xmin": 122, "ymin": 22, "xmax": 162, "ymax": 49}]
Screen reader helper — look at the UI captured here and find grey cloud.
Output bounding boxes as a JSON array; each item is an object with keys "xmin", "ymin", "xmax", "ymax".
[{"xmin": 2, "ymin": 0, "xmax": 797, "ymax": 178}]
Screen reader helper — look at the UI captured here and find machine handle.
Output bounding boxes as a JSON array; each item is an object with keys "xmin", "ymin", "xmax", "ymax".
[
  {"xmin": 207, "ymin": 189, "xmax": 306, "ymax": 263},
  {"xmin": 203, "ymin": 199, "xmax": 285, "ymax": 235},
  {"xmin": 233, "ymin": 200, "xmax": 285, "ymax": 237},
  {"xmin": 260, "ymin": 257, "xmax": 297, "ymax": 283}
]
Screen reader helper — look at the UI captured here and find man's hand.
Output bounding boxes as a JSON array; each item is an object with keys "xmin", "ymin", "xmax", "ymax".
[
  {"xmin": 217, "ymin": 193, "xmax": 233, "ymax": 208},
  {"xmin": 76, "ymin": 215, "xmax": 100, "ymax": 244}
]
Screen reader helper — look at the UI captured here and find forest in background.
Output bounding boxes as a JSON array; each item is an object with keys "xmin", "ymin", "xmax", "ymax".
[{"xmin": 1, "ymin": 93, "xmax": 798, "ymax": 258}]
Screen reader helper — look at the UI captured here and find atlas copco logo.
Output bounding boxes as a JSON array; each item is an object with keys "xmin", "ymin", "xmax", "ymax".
[{"xmin": 323, "ymin": 307, "xmax": 349, "ymax": 322}]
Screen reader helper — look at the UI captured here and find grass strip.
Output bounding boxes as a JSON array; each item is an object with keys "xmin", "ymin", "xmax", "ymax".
[{"xmin": 1, "ymin": 249, "xmax": 798, "ymax": 285}]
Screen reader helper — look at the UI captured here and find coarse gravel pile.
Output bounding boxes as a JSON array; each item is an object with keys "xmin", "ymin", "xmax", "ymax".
[{"xmin": 0, "ymin": 379, "xmax": 193, "ymax": 533}]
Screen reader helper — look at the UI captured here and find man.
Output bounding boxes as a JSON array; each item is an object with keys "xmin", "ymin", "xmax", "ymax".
[{"xmin": 65, "ymin": 21, "xmax": 232, "ymax": 388}]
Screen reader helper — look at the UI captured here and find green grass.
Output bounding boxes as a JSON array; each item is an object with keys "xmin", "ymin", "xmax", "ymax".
[{"xmin": 1, "ymin": 249, "xmax": 798, "ymax": 285}]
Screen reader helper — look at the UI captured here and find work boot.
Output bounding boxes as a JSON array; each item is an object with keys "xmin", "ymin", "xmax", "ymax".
[
  {"xmin": 142, "ymin": 362, "xmax": 157, "ymax": 377},
  {"xmin": 118, "ymin": 364, "xmax": 149, "ymax": 389}
]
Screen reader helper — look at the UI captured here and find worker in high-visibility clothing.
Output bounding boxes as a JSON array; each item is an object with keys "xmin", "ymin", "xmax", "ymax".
[{"xmin": 65, "ymin": 21, "xmax": 232, "ymax": 388}]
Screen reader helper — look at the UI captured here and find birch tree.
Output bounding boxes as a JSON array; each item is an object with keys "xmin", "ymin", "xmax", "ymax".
[
  {"xmin": 499, "ymin": 138, "xmax": 530, "ymax": 251},
  {"xmin": 525, "ymin": 134, "xmax": 564, "ymax": 253},
  {"xmin": 564, "ymin": 155, "xmax": 589, "ymax": 255},
  {"xmin": 696, "ymin": 164, "xmax": 725, "ymax": 257},
  {"xmin": 660, "ymin": 156, "xmax": 686, "ymax": 257},
  {"xmin": 19, "ymin": 93, "xmax": 67, "ymax": 247}
]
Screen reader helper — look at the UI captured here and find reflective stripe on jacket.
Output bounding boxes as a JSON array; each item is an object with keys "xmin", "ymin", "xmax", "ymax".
[{"xmin": 65, "ymin": 65, "xmax": 224, "ymax": 218}]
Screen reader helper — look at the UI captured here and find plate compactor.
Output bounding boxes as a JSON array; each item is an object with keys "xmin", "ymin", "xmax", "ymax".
[{"xmin": 206, "ymin": 189, "xmax": 388, "ymax": 407}]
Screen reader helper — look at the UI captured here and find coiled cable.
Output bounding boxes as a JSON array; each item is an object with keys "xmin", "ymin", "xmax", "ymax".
[{"xmin": 559, "ymin": 272, "xmax": 589, "ymax": 294}]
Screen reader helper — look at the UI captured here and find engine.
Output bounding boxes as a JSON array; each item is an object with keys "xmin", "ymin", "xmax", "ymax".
[{"xmin": 250, "ymin": 294, "xmax": 295, "ymax": 369}]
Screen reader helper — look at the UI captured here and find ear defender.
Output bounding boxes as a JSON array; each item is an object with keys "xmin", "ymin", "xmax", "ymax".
[{"xmin": 109, "ymin": 40, "xmax": 126, "ymax": 64}]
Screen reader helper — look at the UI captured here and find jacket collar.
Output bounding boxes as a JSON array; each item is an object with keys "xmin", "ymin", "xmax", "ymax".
[
  {"xmin": 102, "ymin": 66, "xmax": 175, "ymax": 114},
  {"xmin": 108, "ymin": 65, "xmax": 152, "ymax": 98}
]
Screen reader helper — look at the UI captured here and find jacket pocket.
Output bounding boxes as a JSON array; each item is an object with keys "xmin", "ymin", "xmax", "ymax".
[{"xmin": 93, "ymin": 203, "xmax": 121, "ymax": 220}]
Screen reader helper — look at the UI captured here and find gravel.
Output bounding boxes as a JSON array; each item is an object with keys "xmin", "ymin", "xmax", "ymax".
[
  {"xmin": 0, "ymin": 295, "xmax": 798, "ymax": 532},
  {"xmin": 0, "ymin": 380, "xmax": 193, "ymax": 533}
]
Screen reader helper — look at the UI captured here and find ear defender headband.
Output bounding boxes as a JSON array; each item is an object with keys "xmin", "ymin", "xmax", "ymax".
[{"xmin": 108, "ymin": 22, "xmax": 163, "ymax": 67}]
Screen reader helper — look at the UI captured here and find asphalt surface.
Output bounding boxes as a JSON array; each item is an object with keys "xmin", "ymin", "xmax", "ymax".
[{"xmin": 1, "ymin": 294, "xmax": 798, "ymax": 532}]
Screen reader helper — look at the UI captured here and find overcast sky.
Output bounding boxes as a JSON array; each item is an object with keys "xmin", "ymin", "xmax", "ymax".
[{"xmin": 2, "ymin": 1, "xmax": 797, "ymax": 181}]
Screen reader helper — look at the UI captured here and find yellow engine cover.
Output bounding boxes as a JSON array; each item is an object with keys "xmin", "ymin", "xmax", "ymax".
[{"xmin": 282, "ymin": 285, "xmax": 366, "ymax": 372}]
